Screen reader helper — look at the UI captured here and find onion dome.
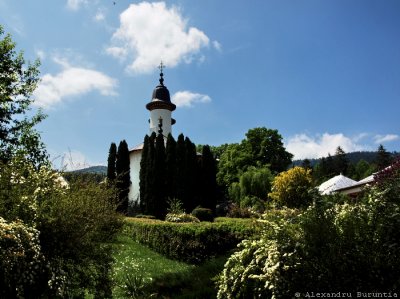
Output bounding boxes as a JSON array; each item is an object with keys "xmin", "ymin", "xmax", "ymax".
[{"xmin": 146, "ymin": 64, "xmax": 176, "ymax": 111}]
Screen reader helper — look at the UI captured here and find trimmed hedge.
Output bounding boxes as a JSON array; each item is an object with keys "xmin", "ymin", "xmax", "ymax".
[
  {"xmin": 124, "ymin": 217, "xmax": 258, "ymax": 264},
  {"xmin": 191, "ymin": 207, "xmax": 214, "ymax": 222}
]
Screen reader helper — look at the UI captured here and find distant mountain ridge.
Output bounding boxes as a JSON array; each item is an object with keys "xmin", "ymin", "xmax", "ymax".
[
  {"xmin": 293, "ymin": 150, "xmax": 399, "ymax": 167},
  {"xmin": 71, "ymin": 165, "xmax": 107, "ymax": 174}
]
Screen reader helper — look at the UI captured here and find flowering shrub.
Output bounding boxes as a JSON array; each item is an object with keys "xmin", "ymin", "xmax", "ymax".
[
  {"xmin": 165, "ymin": 213, "xmax": 200, "ymax": 223},
  {"xmin": 217, "ymin": 169, "xmax": 400, "ymax": 297},
  {"xmin": 0, "ymin": 156, "xmax": 123, "ymax": 297},
  {"xmin": 0, "ymin": 217, "xmax": 46, "ymax": 298}
]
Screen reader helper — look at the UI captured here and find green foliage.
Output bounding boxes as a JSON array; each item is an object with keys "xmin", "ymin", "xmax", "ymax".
[
  {"xmin": 116, "ymin": 139, "xmax": 131, "ymax": 214},
  {"xmin": 198, "ymin": 144, "xmax": 218, "ymax": 210},
  {"xmin": 153, "ymin": 133, "xmax": 167, "ymax": 218},
  {"xmin": 217, "ymin": 127, "xmax": 292, "ymax": 191},
  {"xmin": 376, "ymin": 144, "xmax": 393, "ymax": 170},
  {"xmin": 125, "ymin": 217, "xmax": 257, "ymax": 264},
  {"xmin": 0, "ymin": 217, "xmax": 45, "ymax": 298},
  {"xmin": 0, "ymin": 155, "xmax": 124, "ymax": 297},
  {"xmin": 0, "ymin": 25, "xmax": 47, "ymax": 167},
  {"xmin": 244, "ymin": 127, "xmax": 293, "ymax": 172},
  {"xmin": 191, "ymin": 207, "xmax": 214, "ymax": 222},
  {"xmin": 167, "ymin": 197, "xmax": 185, "ymax": 214},
  {"xmin": 217, "ymin": 166, "xmax": 400, "ymax": 298},
  {"xmin": 226, "ymin": 203, "xmax": 254, "ymax": 218},
  {"xmin": 140, "ymin": 133, "xmax": 218, "ymax": 216},
  {"xmin": 134, "ymin": 214, "xmax": 156, "ymax": 219},
  {"xmin": 351, "ymin": 159, "xmax": 376, "ymax": 181},
  {"xmin": 112, "ymin": 233, "xmax": 225, "ymax": 299},
  {"xmin": 165, "ymin": 133, "xmax": 177, "ymax": 200},
  {"xmin": 165, "ymin": 213, "xmax": 200, "ymax": 223},
  {"xmin": 229, "ymin": 166, "xmax": 274, "ymax": 211},
  {"xmin": 217, "ymin": 143, "xmax": 253, "ymax": 187},
  {"xmin": 269, "ymin": 166, "xmax": 313, "ymax": 208}
]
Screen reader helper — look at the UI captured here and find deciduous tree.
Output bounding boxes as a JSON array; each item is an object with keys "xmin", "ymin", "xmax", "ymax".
[{"xmin": 0, "ymin": 25, "xmax": 47, "ymax": 166}]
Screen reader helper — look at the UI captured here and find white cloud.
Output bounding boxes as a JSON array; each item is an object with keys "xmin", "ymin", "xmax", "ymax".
[
  {"xmin": 107, "ymin": 1, "xmax": 213, "ymax": 73},
  {"xmin": 94, "ymin": 10, "xmax": 105, "ymax": 22},
  {"xmin": 33, "ymin": 56, "xmax": 117, "ymax": 109},
  {"xmin": 58, "ymin": 150, "xmax": 90, "ymax": 171},
  {"xmin": 35, "ymin": 49, "xmax": 46, "ymax": 60},
  {"xmin": 286, "ymin": 133, "xmax": 366, "ymax": 160},
  {"xmin": 172, "ymin": 91, "xmax": 211, "ymax": 108},
  {"xmin": 213, "ymin": 40, "xmax": 222, "ymax": 52},
  {"xmin": 66, "ymin": 0, "xmax": 88, "ymax": 10},
  {"xmin": 374, "ymin": 134, "xmax": 399, "ymax": 144},
  {"xmin": 105, "ymin": 46, "xmax": 128, "ymax": 60}
]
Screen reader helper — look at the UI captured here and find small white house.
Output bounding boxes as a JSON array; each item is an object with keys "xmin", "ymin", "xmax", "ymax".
[{"xmin": 318, "ymin": 174, "xmax": 357, "ymax": 195}]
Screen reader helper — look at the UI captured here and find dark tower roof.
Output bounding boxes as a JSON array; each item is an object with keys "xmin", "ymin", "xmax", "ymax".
[{"xmin": 146, "ymin": 63, "xmax": 176, "ymax": 111}]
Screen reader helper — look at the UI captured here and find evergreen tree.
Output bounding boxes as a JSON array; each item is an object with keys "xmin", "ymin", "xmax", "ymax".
[
  {"xmin": 184, "ymin": 136, "xmax": 198, "ymax": 212},
  {"xmin": 301, "ymin": 159, "xmax": 312, "ymax": 170},
  {"xmin": 107, "ymin": 142, "xmax": 117, "ymax": 183},
  {"xmin": 153, "ymin": 133, "xmax": 167, "ymax": 218},
  {"xmin": 145, "ymin": 133, "xmax": 157, "ymax": 216},
  {"xmin": 199, "ymin": 145, "xmax": 218, "ymax": 211},
  {"xmin": 165, "ymin": 133, "xmax": 177, "ymax": 201},
  {"xmin": 175, "ymin": 133, "xmax": 186, "ymax": 209},
  {"xmin": 139, "ymin": 135, "xmax": 150, "ymax": 213},
  {"xmin": 376, "ymin": 144, "xmax": 392, "ymax": 170},
  {"xmin": 334, "ymin": 146, "xmax": 349, "ymax": 175},
  {"xmin": 116, "ymin": 140, "xmax": 130, "ymax": 214}
]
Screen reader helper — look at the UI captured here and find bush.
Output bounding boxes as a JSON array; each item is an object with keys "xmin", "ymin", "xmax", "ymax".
[
  {"xmin": 0, "ymin": 218, "xmax": 46, "ymax": 298},
  {"xmin": 125, "ymin": 217, "xmax": 258, "ymax": 264},
  {"xmin": 0, "ymin": 156, "xmax": 123, "ymax": 298},
  {"xmin": 165, "ymin": 213, "xmax": 200, "ymax": 223},
  {"xmin": 191, "ymin": 207, "xmax": 214, "ymax": 222},
  {"xmin": 269, "ymin": 166, "xmax": 313, "ymax": 208},
  {"xmin": 226, "ymin": 203, "xmax": 254, "ymax": 218},
  {"xmin": 217, "ymin": 167, "xmax": 400, "ymax": 298}
]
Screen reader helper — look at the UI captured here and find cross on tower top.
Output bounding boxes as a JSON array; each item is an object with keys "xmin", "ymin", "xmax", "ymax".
[
  {"xmin": 158, "ymin": 61, "xmax": 165, "ymax": 85},
  {"xmin": 158, "ymin": 61, "xmax": 165, "ymax": 73}
]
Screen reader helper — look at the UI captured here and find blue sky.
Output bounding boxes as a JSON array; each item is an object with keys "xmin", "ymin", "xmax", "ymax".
[{"xmin": 1, "ymin": 0, "xmax": 399, "ymax": 169}]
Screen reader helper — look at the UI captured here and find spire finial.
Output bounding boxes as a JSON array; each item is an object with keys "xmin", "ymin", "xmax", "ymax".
[{"xmin": 158, "ymin": 61, "xmax": 165, "ymax": 85}]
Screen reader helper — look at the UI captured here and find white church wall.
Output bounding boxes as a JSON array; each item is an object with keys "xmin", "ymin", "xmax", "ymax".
[
  {"xmin": 149, "ymin": 109, "xmax": 172, "ymax": 136},
  {"xmin": 128, "ymin": 150, "xmax": 142, "ymax": 203}
]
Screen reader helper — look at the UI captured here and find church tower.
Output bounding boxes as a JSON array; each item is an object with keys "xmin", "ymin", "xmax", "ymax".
[
  {"xmin": 146, "ymin": 63, "xmax": 176, "ymax": 137},
  {"xmin": 128, "ymin": 63, "xmax": 177, "ymax": 203}
]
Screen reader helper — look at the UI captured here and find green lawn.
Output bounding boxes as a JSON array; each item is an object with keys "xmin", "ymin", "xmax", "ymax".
[{"xmin": 112, "ymin": 229, "xmax": 228, "ymax": 298}]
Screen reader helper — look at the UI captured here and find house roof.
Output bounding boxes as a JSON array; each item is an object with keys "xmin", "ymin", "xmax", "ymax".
[
  {"xmin": 318, "ymin": 174, "xmax": 357, "ymax": 195},
  {"xmin": 129, "ymin": 143, "xmax": 143, "ymax": 153}
]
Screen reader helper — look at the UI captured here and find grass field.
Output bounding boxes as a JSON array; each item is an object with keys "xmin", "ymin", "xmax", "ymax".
[{"xmin": 112, "ymin": 228, "xmax": 229, "ymax": 298}]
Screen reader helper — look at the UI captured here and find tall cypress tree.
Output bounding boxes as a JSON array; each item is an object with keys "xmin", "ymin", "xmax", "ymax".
[
  {"xmin": 139, "ymin": 135, "xmax": 150, "ymax": 213},
  {"xmin": 107, "ymin": 142, "xmax": 117, "ymax": 184},
  {"xmin": 154, "ymin": 133, "xmax": 167, "ymax": 218},
  {"xmin": 184, "ymin": 136, "xmax": 198, "ymax": 212},
  {"xmin": 175, "ymin": 133, "xmax": 186, "ymax": 210},
  {"xmin": 199, "ymin": 145, "xmax": 218, "ymax": 211},
  {"xmin": 116, "ymin": 140, "xmax": 130, "ymax": 214},
  {"xmin": 165, "ymin": 133, "xmax": 177, "ymax": 201},
  {"xmin": 145, "ymin": 133, "xmax": 157, "ymax": 216}
]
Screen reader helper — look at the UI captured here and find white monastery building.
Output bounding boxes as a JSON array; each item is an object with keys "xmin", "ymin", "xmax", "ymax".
[{"xmin": 128, "ymin": 65, "xmax": 176, "ymax": 202}]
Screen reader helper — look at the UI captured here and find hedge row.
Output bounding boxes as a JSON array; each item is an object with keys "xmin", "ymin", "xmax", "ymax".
[{"xmin": 124, "ymin": 217, "xmax": 258, "ymax": 264}]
